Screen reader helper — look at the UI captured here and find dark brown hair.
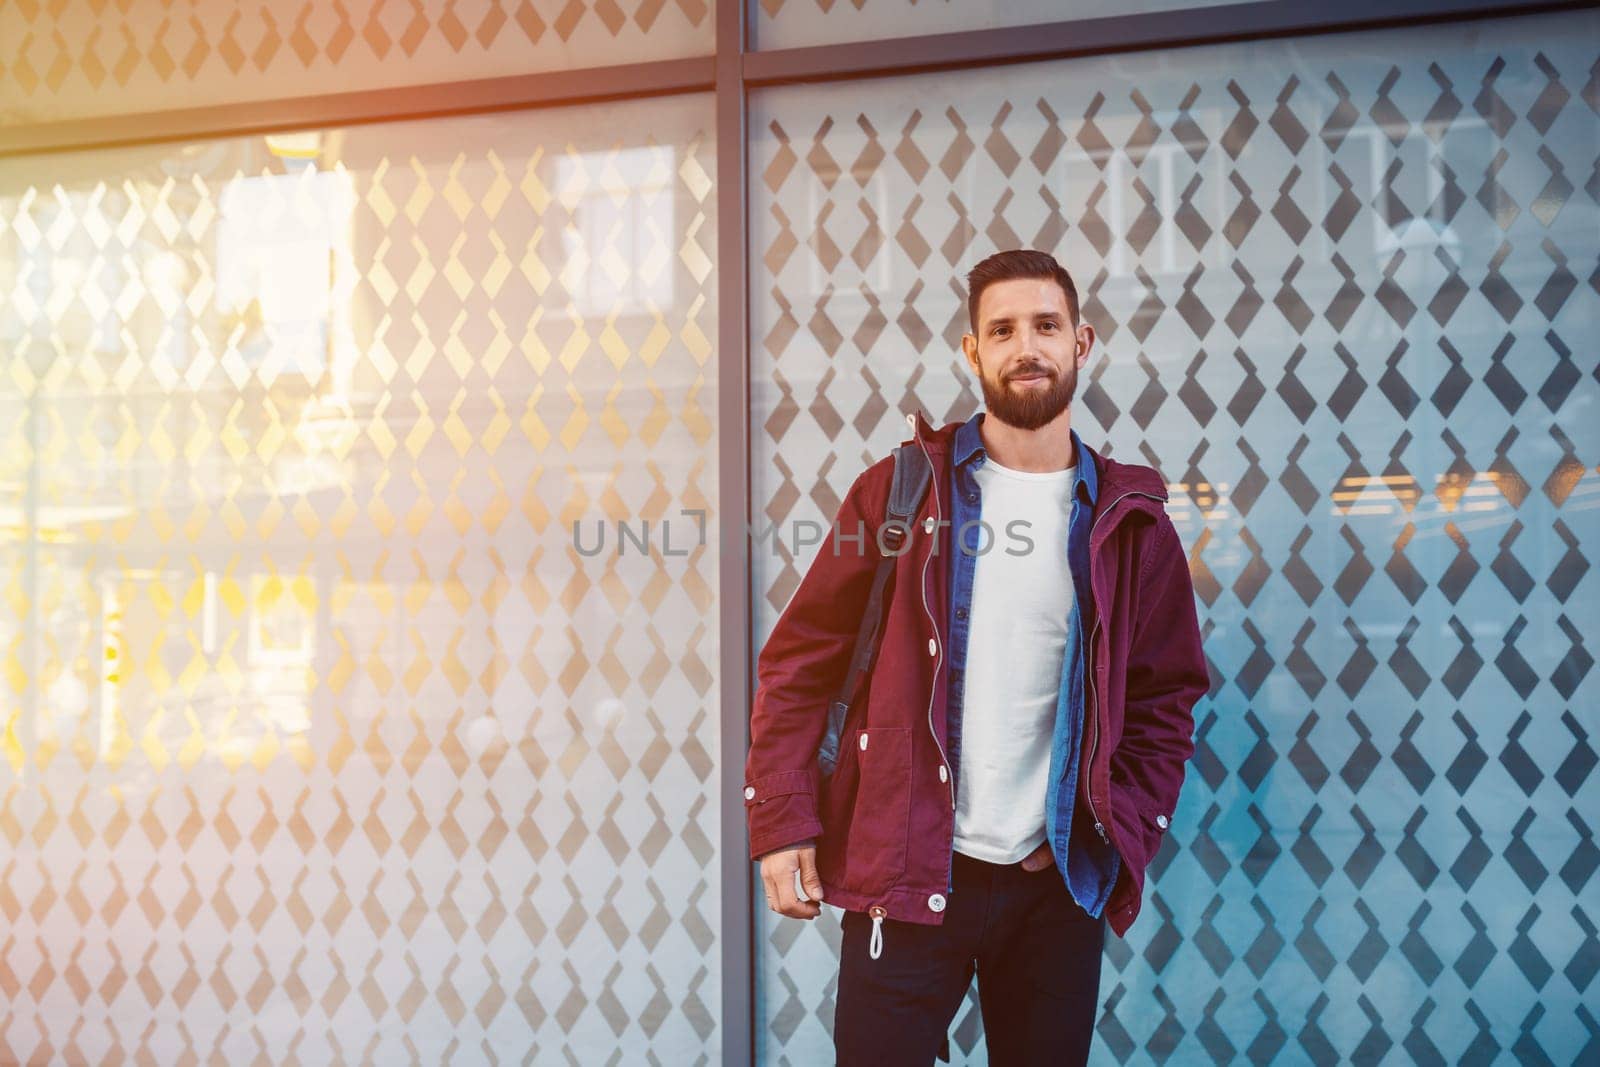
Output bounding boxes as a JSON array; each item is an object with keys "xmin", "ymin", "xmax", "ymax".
[{"xmin": 965, "ymin": 249, "xmax": 1079, "ymax": 333}]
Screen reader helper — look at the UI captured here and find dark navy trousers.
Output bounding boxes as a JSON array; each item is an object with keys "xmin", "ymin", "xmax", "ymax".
[{"xmin": 833, "ymin": 850, "xmax": 1105, "ymax": 1066}]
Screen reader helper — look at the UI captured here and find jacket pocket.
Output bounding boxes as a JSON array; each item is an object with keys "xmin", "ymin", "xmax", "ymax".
[
  {"xmin": 1107, "ymin": 777, "xmax": 1171, "ymax": 876},
  {"xmin": 838, "ymin": 726, "xmax": 912, "ymax": 894}
]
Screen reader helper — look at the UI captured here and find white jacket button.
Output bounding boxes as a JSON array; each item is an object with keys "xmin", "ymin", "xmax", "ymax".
[
  {"xmin": 923, "ymin": 516, "xmax": 935, "ymax": 533},
  {"xmin": 1155, "ymin": 814, "xmax": 1169, "ymax": 830},
  {"xmin": 927, "ymin": 638, "xmax": 937, "ymax": 656},
  {"xmin": 928, "ymin": 894, "xmax": 946, "ymax": 912},
  {"xmin": 744, "ymin": 786, "xmax": 755, "ymax": 800},
  {"xmin": 938, "ymin": 765, "xmax": 948, "ymax": 783},
  {"xmin": 859, "ymin": 733, "xmax": 869, "ymax": 751}
]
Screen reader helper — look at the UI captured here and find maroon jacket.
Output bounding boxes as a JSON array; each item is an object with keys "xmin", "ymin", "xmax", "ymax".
[{"xmin": 744, "ymin": 412, "xmax": 1208, "ymax": 937}]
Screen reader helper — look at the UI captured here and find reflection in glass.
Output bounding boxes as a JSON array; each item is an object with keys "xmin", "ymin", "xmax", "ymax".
[{"xmin": 0, "ymin": 95, "xmax": 720, "ymax": 1062}]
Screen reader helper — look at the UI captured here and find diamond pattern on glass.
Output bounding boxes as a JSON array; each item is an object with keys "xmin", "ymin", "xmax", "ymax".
[
  {"xmin": 750, "ymin": 12, "xmax": 1598, "ymax": 1063},
  {"xmin": 0, "ymin": 96, "xmax": 719, "ymax": 1063}
]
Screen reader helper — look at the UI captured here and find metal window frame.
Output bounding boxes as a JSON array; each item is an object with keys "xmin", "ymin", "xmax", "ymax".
[
  {"xmin": 715, "ymin": 4, "xmax": 754, "ymax": 1066},
  {"xmin": 0, "ymin": 1, "xmax": 1584, "ymax": 1064}
]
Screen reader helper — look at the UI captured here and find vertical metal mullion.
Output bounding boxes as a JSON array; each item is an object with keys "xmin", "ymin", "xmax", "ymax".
[{"xmin": 716, "ymin": 0, "xmax": 754, "ymax": 1065}]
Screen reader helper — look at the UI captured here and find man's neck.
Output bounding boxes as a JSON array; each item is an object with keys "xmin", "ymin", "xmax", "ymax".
[{"xmin": 977, "ymin": 409, "xmax": 1076, "ymax": 473}]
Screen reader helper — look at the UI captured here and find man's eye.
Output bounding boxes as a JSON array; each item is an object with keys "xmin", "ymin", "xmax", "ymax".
[{"xmin": 1040, "ymin": 322, "xmax": 1057, "ymax": 331}]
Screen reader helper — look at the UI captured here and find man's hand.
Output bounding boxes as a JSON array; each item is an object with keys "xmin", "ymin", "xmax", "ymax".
[
  {"xmin": 759, "ymin": 845, "xmax": 825, "ymax": 919},
  {"xmin": 1019, "ymin": 841, "xmax": 1053, "ymax": 872}
]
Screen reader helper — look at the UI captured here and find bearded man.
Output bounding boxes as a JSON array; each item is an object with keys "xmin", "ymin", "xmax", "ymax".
[{"xmin": 743, "ymin": 248, "xmax": 1209, "ymax": 1066}]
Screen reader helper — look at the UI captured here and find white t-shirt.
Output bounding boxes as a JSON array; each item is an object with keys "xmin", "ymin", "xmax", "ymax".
[{"xmin": 952, "ymin": 456, "xmax": 1075, "ymax": 865}]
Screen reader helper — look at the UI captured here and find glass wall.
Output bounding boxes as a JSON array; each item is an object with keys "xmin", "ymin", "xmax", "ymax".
[
  {"xmin": 1, "ymin": 0, "xmax": 717, "ymax": 126},
  {"xmin": 4, "ymin": 2, "xmax": 1598, "ymax": 1064},
  {"xmin": 755, "ymin": 0, "xmax": 1270, "ymax": 51},
  {"xmin": 0, "ymin": 94, "xmax": 721, "ymax": 1062},
  {"xmin": 755, "ymin": 0, "xmax": 1267, "ymax": 51},
  {"xmin": 749, "ymin": 8, "xmax": 1598, "ymax": 1063}
]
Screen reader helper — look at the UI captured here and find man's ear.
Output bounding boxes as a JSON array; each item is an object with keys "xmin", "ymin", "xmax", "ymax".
[
  {"xmin": 1074, "ymin": 322, "xmax": 1096, "ymax": 369},
  {"xmin": 961, "ymin": 332, "xmax": 980, "ymax": 372}
]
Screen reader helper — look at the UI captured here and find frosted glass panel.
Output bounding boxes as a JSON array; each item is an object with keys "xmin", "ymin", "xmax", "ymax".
[
  {"xmin": 2, "ymin": 0, "xmax": 716, "ymax": 126},
  {"xmin": 749, "ymin": 10, "xmax": 1599, "ymax": 1063},
  {"xmin": 0, "ymin": 93, "xmax": 721, "ymax": 1063},
  {"xmin": 756, "ymin": 0, "xmax": 1270, "ymax": 51}
]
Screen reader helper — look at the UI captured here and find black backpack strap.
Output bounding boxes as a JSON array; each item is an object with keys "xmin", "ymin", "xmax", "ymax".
[{"xmin": 817, "ymin": 444, "xmax": 933, "ymax": 778}]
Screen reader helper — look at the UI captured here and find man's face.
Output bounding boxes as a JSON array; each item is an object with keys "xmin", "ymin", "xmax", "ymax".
[{"xmin": 961, "ymin": 277, "xmax": 1093, "ymax": 432}]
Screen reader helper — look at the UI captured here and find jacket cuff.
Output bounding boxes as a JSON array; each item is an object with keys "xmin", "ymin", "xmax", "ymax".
[
  {"xmin": 745, "ymin": 770, "xmax": 822, "ymax": 860},
  {"xmin": 754, "ymin": 837, "xmax": 816, "ymax": 862}
]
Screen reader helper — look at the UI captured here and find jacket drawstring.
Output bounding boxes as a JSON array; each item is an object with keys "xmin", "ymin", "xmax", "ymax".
[{"xmin": 868, "ymin": 905, "xmax": 887, "ymax": 959}]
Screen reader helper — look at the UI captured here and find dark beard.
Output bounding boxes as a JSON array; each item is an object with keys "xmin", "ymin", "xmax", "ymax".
[{"xmin": 978, "ymin": 358, "xmax": 1077, "ymax": 431}]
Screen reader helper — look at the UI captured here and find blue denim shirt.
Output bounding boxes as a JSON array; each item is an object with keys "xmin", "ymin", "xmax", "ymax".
[{"xmin": 945, "ymin": 412, "xmax": 1121, "ymax": 915}]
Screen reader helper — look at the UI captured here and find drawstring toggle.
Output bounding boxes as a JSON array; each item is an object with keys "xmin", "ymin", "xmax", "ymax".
[{"xmin": 868, "ymin": 905, "xmax": 887, "ymax": 960}]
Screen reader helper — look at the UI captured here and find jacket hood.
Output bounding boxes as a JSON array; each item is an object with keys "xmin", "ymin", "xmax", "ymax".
[{"xmin": 898, "ymin": 409, "xmax": 1169, "ymax": 501}]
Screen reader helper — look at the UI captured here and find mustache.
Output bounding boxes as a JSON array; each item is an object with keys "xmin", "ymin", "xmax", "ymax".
[{"xmin": 1007, "ymin": 363, "xmax": 1053, "ymax": 380}]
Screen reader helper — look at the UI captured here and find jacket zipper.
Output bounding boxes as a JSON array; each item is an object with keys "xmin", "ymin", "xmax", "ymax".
[
  {"xmin": 912, "ymin": 415, "xmax": 957, "ymax": 906},
  {"xmin": 1085, "ymin": 622, "xmax": 1109, "ymax": 843},
  {"xmin": 1083, "ymin": 489, "xmax": 1167, "ymax": 845},
  {"xmin": 864, "ymin": 416, "xmax": 958, "ymax": 961},
  {"xmin": 912, "ymin": 416, "xmax": 955, "ymax": 814}
]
